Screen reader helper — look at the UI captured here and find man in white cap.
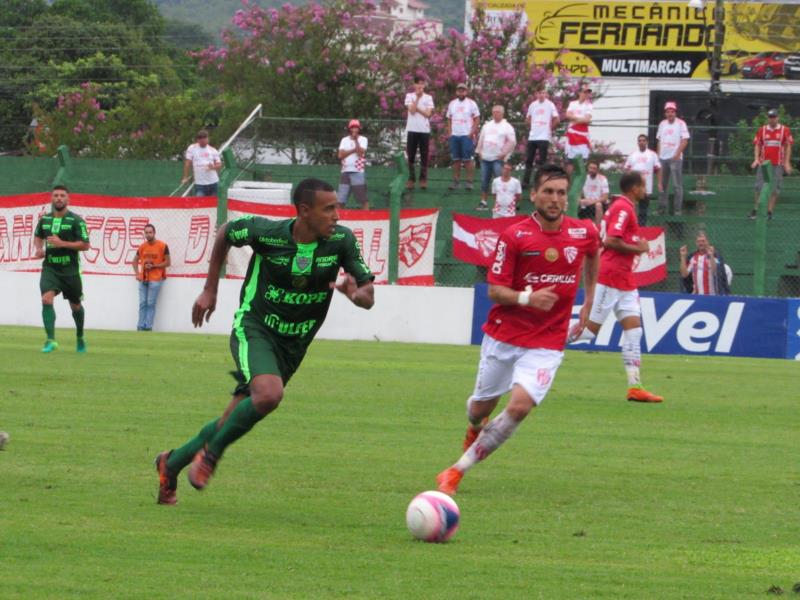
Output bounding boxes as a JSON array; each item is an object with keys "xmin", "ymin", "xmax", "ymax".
[
  {"xmin": 656, "ymin": 101, "xmax": 690, "ymax": 215},
  {"xmin": 337, "ymin": 119, "xmax": 369, "ymax": 209},
  {"xmin": 446, "ymin": 82, "xmax": 480, "ymax": 191}
]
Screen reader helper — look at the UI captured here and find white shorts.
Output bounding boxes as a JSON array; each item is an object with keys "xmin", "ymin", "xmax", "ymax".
[
  {"xmin": 588, "ymin": 283, "xmax": 641, "ymax": 324},
  {"xmin": 470, "ymin": 334, "xmax": 564, "ymax": 406},
  {"xmin": 566, "ymin": 143, "xmax": 590, "ymax": 160}
]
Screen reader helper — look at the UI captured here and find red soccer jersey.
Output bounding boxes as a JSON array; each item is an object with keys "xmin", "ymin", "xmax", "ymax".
[
  {"xmin": 598, "ymin": 195, "xmax": 640, "ymax": 291},
  {"xmin": 483, "ymin": 214, "xmax": 600, "ymax": 350},
  {"xmin": 754, "ymin": 124, "xmax": 793, "ymax": 166}
]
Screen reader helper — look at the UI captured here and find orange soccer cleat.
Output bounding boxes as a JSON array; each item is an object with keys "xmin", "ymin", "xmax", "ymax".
[
  {"xmin": 627, "ymin": 387, "xmax": 664, "ymax": 403},
  {"xmin": 187, "ymin": 447, "xmax": 219, "ymax": 490},
  {"xmin": 463, "ymin": 417, "xmax": 489, "ymax": 451},
  {"xmin": 436, "ymin": 467, "xmax": 464, "ymax": 496},
  {"xmin": 154, "ymin": 451, "xmax": 177, "ymax": 505}
]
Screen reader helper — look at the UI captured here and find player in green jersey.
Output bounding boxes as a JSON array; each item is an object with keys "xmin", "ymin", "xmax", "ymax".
[
  {"xmin": 155, "ymin": 178, "xmax": 375, "ymax": 504},
  {"xmin": 33, "ymin": 185, "xmax": 91, "ymax": 353}
]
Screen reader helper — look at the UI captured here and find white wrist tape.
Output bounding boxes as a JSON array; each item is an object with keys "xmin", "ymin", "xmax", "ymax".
[{"xmin": 518, "ymin": 290, "xmax": 531, "ymax": 306}]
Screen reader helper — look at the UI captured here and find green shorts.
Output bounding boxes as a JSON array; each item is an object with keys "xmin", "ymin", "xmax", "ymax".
[
  {"xmin": 40, "ymin": 268, "xmax": 83, "ymax": 304},
  {"xmin": 229, "ymin": 319, "xmax": 307, "ymax": 394}
]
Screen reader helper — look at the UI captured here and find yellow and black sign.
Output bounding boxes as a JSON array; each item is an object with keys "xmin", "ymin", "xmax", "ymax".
[{"xmin": 476, "ymin": 1, "xmax": 800, "ymax": 79}]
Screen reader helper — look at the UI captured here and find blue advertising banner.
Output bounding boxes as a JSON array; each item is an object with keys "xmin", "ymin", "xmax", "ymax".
[
  {"xmin": 472, "ymin": 285, "xmax": 791, "ymax": 359},
  {"xmin": 786, "ymin": 299, "xmax": 800, "ymax": 360}
]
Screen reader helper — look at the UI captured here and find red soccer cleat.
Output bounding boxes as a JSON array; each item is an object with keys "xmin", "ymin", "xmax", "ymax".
[
  {"xmin": 436, "ymin": 467, "xmax": 464, "ymax": 496},
  {"xmin": 154, "ymin": 451, "xmax": 177, "ymax": 505},
  {"xmin": 463, "ymin": 417, "xmax": 489, "ymax": 451},
  {"xmin": 187, "ymin": 447, "xmax": 219, "ymax": 490},
  {"xmin": 627, "ymin": 387, "xmax": 664, "ymax": 403}
]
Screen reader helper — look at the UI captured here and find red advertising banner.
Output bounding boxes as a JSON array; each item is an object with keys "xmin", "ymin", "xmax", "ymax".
[
  {"xmin": 452, "ymin": 213, "xmax": 666, "ymax": 287},
  {"xmin": 0, "ymin": 193, "xmax": 438, "ymax": 285}
]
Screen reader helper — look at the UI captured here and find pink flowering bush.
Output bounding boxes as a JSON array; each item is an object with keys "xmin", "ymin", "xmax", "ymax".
[
  {"xmin": 198, "ymin": 1, "xmax": 591, "ymax": 165},
  {"xmin": 28, "ymin": 84, "xmax": 211, "ymax": 159}
]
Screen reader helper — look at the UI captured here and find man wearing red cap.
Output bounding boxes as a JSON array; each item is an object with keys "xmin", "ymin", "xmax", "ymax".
[
  {"xmin": 337, "ymin": 119, "xmax": 369, "ymax": 209},
  {"xmin": 656, "ymin": 101, "xmax": 690, "ymax": 215}
]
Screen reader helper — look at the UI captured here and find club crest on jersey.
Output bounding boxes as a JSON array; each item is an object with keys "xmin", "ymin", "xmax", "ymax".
[
  {"xmin": 564, "ymin": 246, "xmax": 578, "ymax": 264},
  {"xmin": 545, "ymin": 248, "xmax": 558, "ymax": 262},
  {"xmin": 567, "ymin": 227, "xmax": 587, "ymax": 239},
  {"xmin": 295, "ymin": 256, "xmax": 312, "ymax": 271}
]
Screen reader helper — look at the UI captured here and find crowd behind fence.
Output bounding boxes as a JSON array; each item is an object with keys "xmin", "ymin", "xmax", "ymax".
[{"xmin": 221, "ymin": 116, "xmax": 800, "ymax": 298}]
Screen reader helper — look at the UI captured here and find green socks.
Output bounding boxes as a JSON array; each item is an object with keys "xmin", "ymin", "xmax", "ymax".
[
  {"xmin": 42, "ymin": 304, "xmax": 56, "ymax": 339},
  {"xmin": 207, "ymin": 397, "xmax": 264, "ymax": 457},
  {"xmin": 72, "ymin": 306, "xmax": 85, "ymax": 338},
  {"xmin": 167, "ymin": 418, "xmax": 219, "ymax": 474}
]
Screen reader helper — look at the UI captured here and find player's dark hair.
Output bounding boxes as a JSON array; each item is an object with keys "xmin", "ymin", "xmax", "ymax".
[
  {"xmin": 413, "ymin": 75, "xmax": 425, "ymax": 84},
  {"xmin": 293, "ymin": 178, "xmax": 334, "ymax": 208},
  {"xmin": 52, "ymin": 184, "xmax": 69, "ymax": 193},
  {"xmin": 637, "ymin": 134, "xmax": 648, "ymax": 142},
  {"xmin": 144, "ymin": 223, "xmax": 156, "ymax": 233},
  {"xmin": 619, "ymin": 171, "xmax": 644, "ymax": 193},
  {"xmin": 535, "ymin": 83, "xmax": 546, "ymax": 93},
  {"xmin": 533, "ymin": 164, "xmax": 569, "ymax": 190},
  {"xmin": 586, "ymin": 159, "xmax": 599, "ymax": 168}
]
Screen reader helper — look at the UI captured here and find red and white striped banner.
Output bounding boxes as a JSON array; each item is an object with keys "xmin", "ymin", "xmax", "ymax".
[
  {"xmin": 452, "ymin": 212, "xmax": 667, "ymax": 287},
  {"xmin": 0, "ymin": 193, "xmax": 438, "ymax": 285}
]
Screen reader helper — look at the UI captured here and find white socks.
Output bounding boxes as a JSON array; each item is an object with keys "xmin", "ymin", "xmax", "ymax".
[
  {"xmin": 455, "ymin": 409, "xmax": 521, "ymax": 473},
  {"xmin": 621, "ymin": 326, "xmax": 643, "ymax": 386}
]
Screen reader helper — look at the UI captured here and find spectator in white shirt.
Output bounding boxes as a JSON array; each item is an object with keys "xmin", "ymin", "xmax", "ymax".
[
  {"xmin": 656, "ymin": 101, "xmax": 690, "ymax": 215},
  {"xmin": 565, "ymin": 84, "xmax": 593, "ymax": 175},
  {"xmin": 490, "ymin": 162, "xmax": 522, "ymax": 217},
  {"xmin": 523, "ymin": 83, "xmax": 559, "ymax": 189},
  {"xmin": 475, "ymin": 105, "xmax": 517, "ymax": 210},
  {"xmin": 182, "ymin": 129, "xmax": 222, "ymax": 197},
  {"xmin": 624, "ymin": 134, "xmax": 661, "ymax": 225},
  {"xmin": 337, "ymin": 119, "xmax": 369, "ymax": 209},
  {"xmin": 446, "ymin": 82, "xmax": 480, "ymax": 191},
  {"xmin": 577, "ymin": 159, "xmax": 609, "ymax": 224},
  {"xmin": 404, "ymin": 76, "xmax": 435, "ymax": 190}
]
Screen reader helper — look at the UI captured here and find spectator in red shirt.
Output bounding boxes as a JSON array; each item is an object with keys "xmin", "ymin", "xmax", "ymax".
[
  {"xmin": 436, "ymin": 164, "xmax": 601, "ymax": 496},
  {"xmin": 568, "ymin": 171, "xmax": 663, "ymax": 404},
  {"xmin": 749, "ymin": 108, "xmax": 793, "ymax": 220}
]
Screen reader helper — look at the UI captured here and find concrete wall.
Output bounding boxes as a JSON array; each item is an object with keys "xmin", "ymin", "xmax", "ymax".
[{"xmin": 2, "ymin": 272, "xmax": 475, "ymax": 345}]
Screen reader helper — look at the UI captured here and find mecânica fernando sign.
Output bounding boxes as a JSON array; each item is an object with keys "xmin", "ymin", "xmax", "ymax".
[{"xmin": 475, "ymin": 1, "xmax": 800, "ymax": 78}]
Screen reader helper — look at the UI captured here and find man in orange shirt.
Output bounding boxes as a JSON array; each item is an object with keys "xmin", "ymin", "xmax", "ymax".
[{"xmin": 133, "ymin": 224, "xmax": 170, "ymax": 331}]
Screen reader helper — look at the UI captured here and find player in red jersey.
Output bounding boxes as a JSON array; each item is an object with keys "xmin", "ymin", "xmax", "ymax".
[
  {"xmin": 568, "ymin": 171, "xmax": 663, "ymax": 403},
  {"xmin": 437, "ymin": 164, "xmax": 601, "ymax": 496}
]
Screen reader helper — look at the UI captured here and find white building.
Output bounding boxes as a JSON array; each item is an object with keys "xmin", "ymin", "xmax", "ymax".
[{"xmin": 374, "ymin": 0, "xmax": 443, "ymax": 39}]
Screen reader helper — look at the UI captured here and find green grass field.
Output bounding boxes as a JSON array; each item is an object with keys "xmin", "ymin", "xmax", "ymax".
[{"xmin": 1, "ymin": 326, "xmax": 798, "ymax": 599}]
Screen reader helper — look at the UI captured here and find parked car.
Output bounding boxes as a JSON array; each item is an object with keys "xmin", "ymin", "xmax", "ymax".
[
  {"xmin": 720, "ymin": 50, "xmax": 752, "ymax": 75},
  {"xmin": 784, "ymin": 54, "xmax": 800, "ymax": 79},
  {"xmin": 741, "ymin": 52, "xmax": 787, "ymax": 79}
]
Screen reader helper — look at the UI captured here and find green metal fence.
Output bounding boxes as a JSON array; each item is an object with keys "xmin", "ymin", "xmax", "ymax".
[{"xmin": 3, "ymin": 115, "xmax": 798, "ymax": 297}]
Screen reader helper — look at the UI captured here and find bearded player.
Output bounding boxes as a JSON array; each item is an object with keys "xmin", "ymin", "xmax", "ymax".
[
  {"xmin": 33, "ymin": 185, "xmax": 90, "ymax": 353},
  {"xmin": 155, "ymin": 178, "xmax": 374, "ymax": 504},
  {"xmin": 437, "ymin": 164, "xmax": 600, "ymax": 496},
  {"xmin": 568, "ymin": 171, "xmax": 663, "ymax": 403}
]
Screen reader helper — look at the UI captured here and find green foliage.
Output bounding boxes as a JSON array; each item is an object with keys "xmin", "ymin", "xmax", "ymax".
[
  {"xmin": 726, "ymin": 106, "xmax": 800, "ymax": 174},
  {"xmin": 1, "ymin": 327, "xmax": 799, "ymax": 597},
  {"xmin": 29, "ymin": 83, "xmax": 215, "ymax": 159},
  {"xmin": 0, "ymin": 0, "xmax": 193, "ymax": 153}
]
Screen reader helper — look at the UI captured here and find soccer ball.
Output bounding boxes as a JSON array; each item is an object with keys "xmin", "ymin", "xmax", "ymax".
[
  {"xmin": 0, "ymin": 431, "xmax": 9, "ymax": 450},
  {"xmin": 405, "ymin": 490, "xmax": 460, "ymax": 543}
]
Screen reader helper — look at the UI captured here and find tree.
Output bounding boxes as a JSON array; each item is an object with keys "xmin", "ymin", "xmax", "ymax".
[{"xmin": 197, "ymin": 1, "xmax": 587, "ymax": 165}]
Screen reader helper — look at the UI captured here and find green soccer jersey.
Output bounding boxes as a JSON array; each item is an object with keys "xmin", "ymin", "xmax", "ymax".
[
  {"xmin": 34, "ymin": 210, "xmax": 90, "ymax": 275},
  {"xmin": 226, "ymin": 216, "xmax": 373, "ymax": 344}
]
